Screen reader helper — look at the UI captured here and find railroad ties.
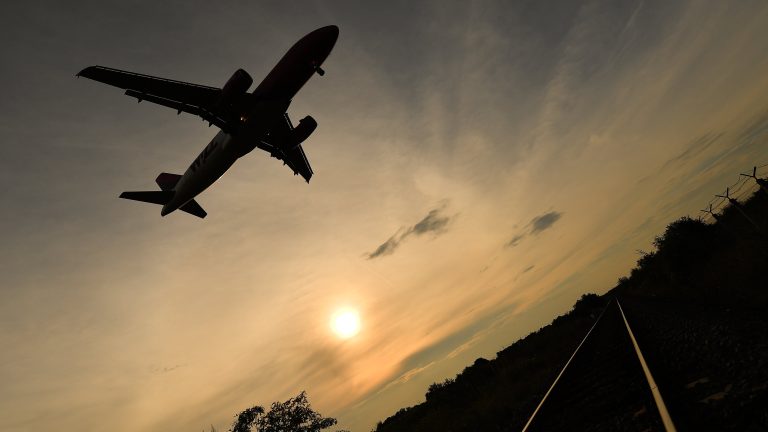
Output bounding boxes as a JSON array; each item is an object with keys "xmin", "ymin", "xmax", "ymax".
[{"xmin": 522, "ymin": 299, "xmax": 674, "ymax": 432}]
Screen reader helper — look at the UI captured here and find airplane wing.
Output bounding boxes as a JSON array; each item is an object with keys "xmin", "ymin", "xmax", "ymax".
[
  {"xmin": 257, "ymin": 114, "xmax": 314, "ymax": 182},
  {"xmin": 77, "ymin": 65, "xmax": 231, "ymax": 130},
  {"xmin": 280, "ymin": 144, "xmax": 314, "ymax": 182}
]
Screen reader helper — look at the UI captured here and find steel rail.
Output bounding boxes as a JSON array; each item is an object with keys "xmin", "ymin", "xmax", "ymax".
[
  {"xmin": 520, "ymin": 302, "xmax": 610, "ymax": 432},
  {"xmin": 617, "ymin": 300, "xmax": 677, "ymax": 432}
]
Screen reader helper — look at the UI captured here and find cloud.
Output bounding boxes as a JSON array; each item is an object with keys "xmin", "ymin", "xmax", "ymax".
[
  {"xmin": 353, "ymin": 302, "xmax": 517, "ymax": 408},
  {"xmin": 367, "ymin": 234, "xmax": 402, "ymax": 259},
  {"xmin": 530, "ymin": 211, "xmax": 563, "ymax": 234},
  {"xmin": 150, "ymin": 364, "xmax": 185, "ymax": 374},
  {"xmin": 409, "ymin": 209, "xmax": 451, "ymax": 235},
  {"xmin": 367, "ymin": 207, "xmax": 452, "ymax": 259},
  {"xmin": 506, "ymin": 234, "xmax": 526, "ymax": 248},
  {"xmin": 506, "ymin": 211, "xmax": 564, "ymax": 247},
  {"xmin": 297, "ymin": 345, "xmax": 351, "ymax": 383},
  {"xmin": 660, "ymin": 132, "xmax": 723, "ymax": 171}
]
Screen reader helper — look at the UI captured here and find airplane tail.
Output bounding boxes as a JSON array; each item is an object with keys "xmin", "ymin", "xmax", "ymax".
[{"xmin": 119, "ymin": 173, "xmax": 207, "ymax": 218}]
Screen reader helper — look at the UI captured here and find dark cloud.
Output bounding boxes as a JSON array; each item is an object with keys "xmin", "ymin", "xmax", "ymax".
[
  {"xmin": 150, "ymin": 364, "xmax": 184, "ymax": 374},
  {"xmin": 367, "ymin": 235, "xmax": 401, "ymax": 259},
  {"xmin": 530, "ymin": 211, "xmax": 563, "ymax": 234},
  {"xmin": 506, "ymin": 211, "xmax": 563, "ymax": 247},
  {"xmin": 368, "ymin": 207, "xmax": 452, "ymax": 259},
  {"xmin": 506, "ymin": 234, "xmax": 526, "ymax": 248},
  {"xmin": 409, "ymin": 209, "xmax": 450, "ymax": 235},
  {"xmin": 522, "ymin": 265, "xmax": 535, "ymax": 273}
]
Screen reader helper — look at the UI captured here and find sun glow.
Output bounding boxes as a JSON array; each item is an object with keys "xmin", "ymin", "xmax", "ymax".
[{"xmin": 331, "ymin": 309, "xmax": 361, "ymax": 339}]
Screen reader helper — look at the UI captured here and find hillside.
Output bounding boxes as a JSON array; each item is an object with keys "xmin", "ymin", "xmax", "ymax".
[{"xmin": 373, "ymin": 187, "xmax": 768, "ymax": 431}]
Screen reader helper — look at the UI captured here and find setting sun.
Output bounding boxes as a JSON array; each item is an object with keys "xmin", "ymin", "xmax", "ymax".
[{"xmin": 331, "ymin": 309, "xmax": 361, "ymax": 339}]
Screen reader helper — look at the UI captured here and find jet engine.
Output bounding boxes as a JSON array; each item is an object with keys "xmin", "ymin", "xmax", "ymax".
[
  {"xmin": 215, "ymin": 69, "xmax": 253, "ymax": 112},
  {"xmin": 288, "ymin": 115, "xmax": 317, "ymax": 149}
]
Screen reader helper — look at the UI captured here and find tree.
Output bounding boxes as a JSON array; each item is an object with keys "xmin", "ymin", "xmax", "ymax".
[
  {"xmin": 571, "ymin": 293, "xmax": 604, "ymax": 314},
  {"xmin": 231, "ymin": 406, "xmax": 265, "ymax": 432},
  {"xmin": 425, "ymin": 377, "xmax": 455, "ymax": 402},
  {"xmin": 229, "ymin": 391, "xmax": 347, "ymax": 432}
]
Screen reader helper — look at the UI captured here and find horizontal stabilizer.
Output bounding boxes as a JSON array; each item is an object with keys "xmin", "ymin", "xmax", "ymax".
[
  {"xmin": 179, "ymin": 199, "xmax": 207, "ymax": 218},
  {"xmin": 119, "ymin": 190, "xmax": 174, "ymax": 205},
  {"xmin": 155, "ymin": 172, "xmax": 182, "ymax": 191}
]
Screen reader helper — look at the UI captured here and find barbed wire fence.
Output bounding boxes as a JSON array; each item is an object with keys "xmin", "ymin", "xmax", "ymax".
[{"xmin": 698, "ymin": 164, "xmax": 767, "ymax": 224}]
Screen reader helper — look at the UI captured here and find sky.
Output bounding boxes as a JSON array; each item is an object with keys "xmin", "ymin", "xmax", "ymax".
[{"xmin": 1, "ymin": 1, "xmax": 768, "ymax": 431}]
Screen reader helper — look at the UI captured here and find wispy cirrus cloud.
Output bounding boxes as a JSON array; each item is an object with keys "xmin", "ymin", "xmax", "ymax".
[{"xmin": 368, "ymin": 207, "xmax": 453, "ymax": 259}]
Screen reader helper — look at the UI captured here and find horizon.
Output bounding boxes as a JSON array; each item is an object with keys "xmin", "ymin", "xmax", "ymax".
[{"xmin": 2, "ymin": 1, "xmax": 768, "ymax": 431}]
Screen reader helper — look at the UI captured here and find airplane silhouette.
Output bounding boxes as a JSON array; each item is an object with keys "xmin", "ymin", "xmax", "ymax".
[{"xmin": 78, "ymin": 25, "xmax": 339, "ymax": 218}]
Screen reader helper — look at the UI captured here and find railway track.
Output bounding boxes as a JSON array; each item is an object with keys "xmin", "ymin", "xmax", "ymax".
[
  {"xmin": 522, "ymin": 299, "xmax": 675, "ymax": 432},
  {"xmin": 619, "ymin": 296, "xmax": 768, "ymax": 431}
]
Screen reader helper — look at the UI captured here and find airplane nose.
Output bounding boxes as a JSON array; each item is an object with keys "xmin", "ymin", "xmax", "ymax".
[
  {"xmin": 319, "ymin": 25, "xmax": 339, "ymax": 44},
  {"xmin": 325, "ymin": 25, "xmax": 339, "ymax": 38}
]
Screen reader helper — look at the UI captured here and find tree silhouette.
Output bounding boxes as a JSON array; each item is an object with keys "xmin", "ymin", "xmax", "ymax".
[
  {"xmin": 231, "ymin": 406, "xmax": 265, "ymax": 432},
  {"xmin": 228, "ymin": 391, "xmax": 347, "ymax": 432}
]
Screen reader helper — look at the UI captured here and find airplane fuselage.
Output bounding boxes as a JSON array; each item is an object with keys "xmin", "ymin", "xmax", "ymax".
[
  {"xmin": 162, "ymin": 130, "xmax": 236, "ymax": 216},
  {"xmin": 161, "ymin": 100, "xmax": 289, "ymax": 216},
  {"xmin": 158, "ymin": 25, "xmax": 338, "ymax": 216}
]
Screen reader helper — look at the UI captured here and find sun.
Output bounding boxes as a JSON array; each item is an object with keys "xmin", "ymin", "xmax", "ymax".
[{"xmin": 331, "ymin": 309, "xmax": 361, "ymax": 339}]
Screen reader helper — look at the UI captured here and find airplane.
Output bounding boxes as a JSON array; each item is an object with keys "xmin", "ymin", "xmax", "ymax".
[{"xmin": 77, "ymin": 25, "xmax": 339, "ymax": 218}]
